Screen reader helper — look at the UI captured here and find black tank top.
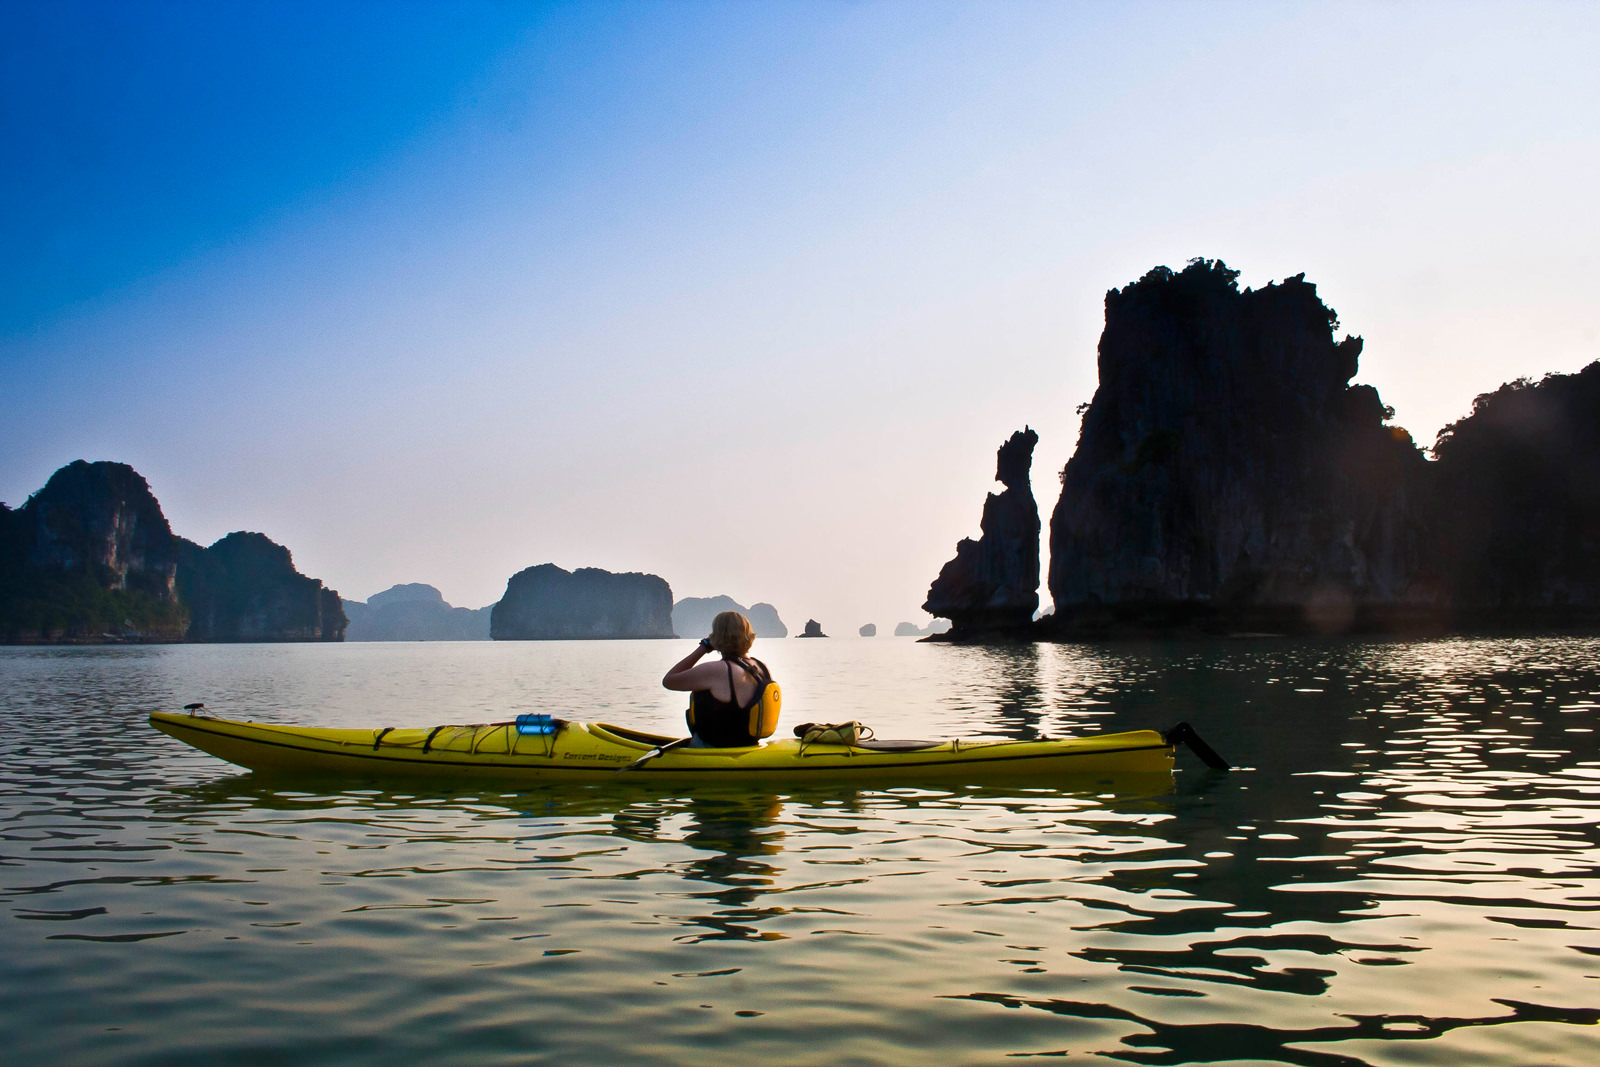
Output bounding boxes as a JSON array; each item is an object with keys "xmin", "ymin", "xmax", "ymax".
[{"xmin": 687, "ymin": 658, "xmax": 769, "ymax": 747}]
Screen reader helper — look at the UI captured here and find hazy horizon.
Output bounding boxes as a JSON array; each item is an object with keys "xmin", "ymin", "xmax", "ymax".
[{"xmin": 4, "ymin": 1, "xmax": 1597, "ymax": 629}]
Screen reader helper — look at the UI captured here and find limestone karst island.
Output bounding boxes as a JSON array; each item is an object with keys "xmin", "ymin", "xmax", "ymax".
[
  {"xmin": 0, "ymin": 463, "xmax": 791, "ymax": 644},
  {"xmin": 922, "ymin": 259, "xmax": 1600, "ymax": 640},
  {"xmin": 5, "ymin": 259, "xmax": 1596, "ymax": 645}
]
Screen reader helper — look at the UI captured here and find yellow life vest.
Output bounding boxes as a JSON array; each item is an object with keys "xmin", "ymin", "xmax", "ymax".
[
  {"xmin": 685, "ymin": 658, "xmax": 781, "ymax": 744},
  {"xmin": 747, "ymin": 678, "xmax": 781, "ymax": 740}
]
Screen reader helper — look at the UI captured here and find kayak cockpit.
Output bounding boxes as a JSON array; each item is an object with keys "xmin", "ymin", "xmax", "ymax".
[{"xmin": 587, "ymin": 722, "xmax": 681, "ymax": 748}]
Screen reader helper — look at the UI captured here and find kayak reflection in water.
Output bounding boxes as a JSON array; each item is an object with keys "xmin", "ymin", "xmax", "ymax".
[{"xmin": 662, "ymin": 610, "xmax": 781, "ymax": 747}]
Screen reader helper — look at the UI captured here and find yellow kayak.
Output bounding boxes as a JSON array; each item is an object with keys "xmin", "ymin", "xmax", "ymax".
[{"xmin": 148, "ymin": 709, "xmax": 1212, "ymax": 784}]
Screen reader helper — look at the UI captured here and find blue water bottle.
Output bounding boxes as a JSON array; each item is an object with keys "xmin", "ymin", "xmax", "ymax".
[{"xmin": 516, "ymin": 714, "xmax": 558, "ymax": 735}]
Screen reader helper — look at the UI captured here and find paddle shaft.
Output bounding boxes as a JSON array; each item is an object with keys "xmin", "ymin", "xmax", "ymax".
[
  {"xmin": 1163, "ymin": 721, "xmax": 1231, "ymax": 770},
  {"xmin": 615, "ymin": 736, "xmax": 693, "ymax": 774}
]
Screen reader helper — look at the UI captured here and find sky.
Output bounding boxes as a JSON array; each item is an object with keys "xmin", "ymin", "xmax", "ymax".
[{"xmin": 3, "ymin": 1, "xmax": 1597, "ymax": 630}]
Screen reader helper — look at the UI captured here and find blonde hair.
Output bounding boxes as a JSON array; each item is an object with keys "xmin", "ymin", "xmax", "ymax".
[{"xmin": 709, "ymin": 610, "xmax": 755, "ymax": 657}]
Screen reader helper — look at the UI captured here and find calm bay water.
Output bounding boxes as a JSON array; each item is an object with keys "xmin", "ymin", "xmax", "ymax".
[{"xmin": 1, "ymin": 637, "xmax": 1597, "ymax": 1065}]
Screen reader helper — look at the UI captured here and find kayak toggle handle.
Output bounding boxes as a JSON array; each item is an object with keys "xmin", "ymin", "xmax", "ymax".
[{"xmin": 1163, "ymin": 722, "xmax": 1231, "ymax": 770}]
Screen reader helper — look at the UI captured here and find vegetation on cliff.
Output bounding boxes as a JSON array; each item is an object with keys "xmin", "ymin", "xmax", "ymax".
[
  {"xmin": 179, "ymin": 532, "xmax": 346, "ymax": 642},
  {"xmin": 1430, "ymin": 361, "xmax": 1600, "ymax": 620},
  {"xmin": 0, "ymin": 462, "xmax": 188, "ymax": 641}
]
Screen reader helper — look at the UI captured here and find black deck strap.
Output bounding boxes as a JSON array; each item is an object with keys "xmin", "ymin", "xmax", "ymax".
[
  {"xmin": 373, "ymin": 727, "xmax": 395, "ymax": 751},
  {"xmin": 422, "ymin": 725, "xmax": 447, "ymax": 754},
  {"xmin": 1164, "ymin": 721, "xmax": 1231, "ymax": 770}
]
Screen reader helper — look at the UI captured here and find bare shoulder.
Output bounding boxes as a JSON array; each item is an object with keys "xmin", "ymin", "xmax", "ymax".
[{"xmin": 664, "ymin": 660, "xmax": 724, "ymax": 691}]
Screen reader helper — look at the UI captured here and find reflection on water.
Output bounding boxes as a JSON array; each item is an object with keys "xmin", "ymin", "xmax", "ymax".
[
  {"xmin": 1, "ymin": 637, "xmax": 1597, "ymax": 1065},
  {"xmin": 612, "ymin": 791, "xmax": 790, "ymax": 944},
  {"xmin": 948, "ymin": 991, "xmax": 1600, "ymax": 1066}
]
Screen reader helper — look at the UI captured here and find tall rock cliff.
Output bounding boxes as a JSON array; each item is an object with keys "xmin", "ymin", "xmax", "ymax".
[
  {"xmin": 491, "ymin": 564, "xmax": 674, "ymax": 639},
  {"xmin": 1, "ymin": 461, "xmax": 346, "ymax": 642},
  {"xmin": 1430, "ymin": 360, "xmax": 1600, "ymax": 622},
  {"xmin": 179, "ymin": 532, "xmax": 347, "ymax": 642},
  {"xmin": 0, "ymin": 461, "xmax": 187, "ymax": 641},
  {"xmin": 924, "ymin": 427, "xmax": 1041, "ymax": 633},
  {"xmin": 1047, "ymin": 260, "xmax": 1430, "ymax": 632}
]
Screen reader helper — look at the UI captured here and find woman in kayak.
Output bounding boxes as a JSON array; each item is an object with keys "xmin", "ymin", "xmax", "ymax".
[{"xmin": 662, "ymin": 610, "xmax": 778, "ymax": 747}]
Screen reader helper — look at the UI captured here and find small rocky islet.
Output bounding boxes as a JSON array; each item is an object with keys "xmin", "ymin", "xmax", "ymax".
[{"xmin": 893, "ymin": 619, "xmax": 950, "ymax": 637}]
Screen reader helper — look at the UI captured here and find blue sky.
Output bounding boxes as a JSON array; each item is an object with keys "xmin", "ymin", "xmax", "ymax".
[{"xmin": 3, "ymin": 1, "xmax": 1597, "ymax": 628}]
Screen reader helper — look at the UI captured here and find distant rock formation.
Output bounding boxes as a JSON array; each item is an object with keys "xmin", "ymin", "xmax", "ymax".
[
  {"xmin": 924, "ymin": 427, "xmax": 1042, "ymax": 634},
  {"xmin": 344, "ymin": 583, "xmax": 491, "ymax": 641},
  {"xmin": 1, "ymin": 460, "xmax": 344, "ymax": 643},
  {"xmin": 859, "ymin": 623, "xmax": 876, "ymax": 637},
  {"xmin": 745, "ymin": 603, "xmax": 787, "ymax": 639},
  {"xmin": 178, "ymin": 532, "xmax": 346, "ymax": 642},
  {"xmin": 491, "ymin": 564, "xmax": 673, "ymax": 639},
  {"xmin": 0, "ymin": 460, "xmax": 187, "ymax": 641},
  {"xmin": 1047, "ymin": 259, "xmax": 1431, "ymax": 634},
  {"xmin": 797, "ymin": 619, "xmax": 828, "ymax": 638},
  {"xmin": 672, "ymin": 595, "xmax": 788, "ymax": 639},
  {"xmin": 894, "ymin": 619, "xmax": 952, "ymax": 637},
  {"xmin": 1429, "ymin": 360, "xmax": 1600, "ymax": 623}
]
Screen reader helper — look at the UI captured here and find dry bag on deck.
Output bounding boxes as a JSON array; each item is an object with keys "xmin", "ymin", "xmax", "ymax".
[{"xmin": 793, "ymin": 721, "xmax": 873, "ymax": 746}]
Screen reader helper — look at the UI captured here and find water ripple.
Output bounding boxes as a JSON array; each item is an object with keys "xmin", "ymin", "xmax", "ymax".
[{"xmin": 2, "ymin": 638, "xmax": 1598, "ymax": 1065}]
